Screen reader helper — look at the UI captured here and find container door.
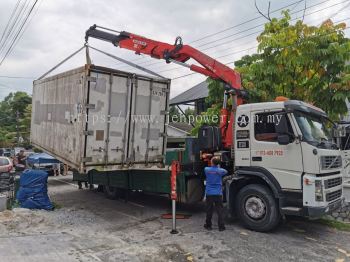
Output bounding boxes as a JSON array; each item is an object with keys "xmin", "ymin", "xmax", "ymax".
[
  {"xmin": 107, "ymin": 74, "xmax": 131, "ymax": 164},
  {"xmin": 85, "ymin": 72, "xmax": 109, "ymax": 164},
  {"xmin": 128, "ymin": 78, "xmax": 169, "ymax": 165},
  {"xmin": 85, "ymin": 71, "xmax": 130, "ymax": 165}
]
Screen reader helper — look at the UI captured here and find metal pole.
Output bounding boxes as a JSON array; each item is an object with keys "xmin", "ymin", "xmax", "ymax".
[
  {"xmin": 16, "ymin": 110, "xmax": 19, "ymax": 146},
  {"xmin": 170, "ymin": 199, "xmax": 178, "ymax": 234},
  {"xmin": 170, "ymin": 160, "xmax": 179, "ymax": 234}
]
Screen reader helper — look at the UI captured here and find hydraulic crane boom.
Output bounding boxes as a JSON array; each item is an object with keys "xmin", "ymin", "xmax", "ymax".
[{"xmin": 85, "ymin": 24, "xmax": 247, "ymax": 149}]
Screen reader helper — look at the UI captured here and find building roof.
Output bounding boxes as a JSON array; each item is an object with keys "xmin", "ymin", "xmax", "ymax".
[
  {"xmin": 169, "ymin": 122, "xmax": 193, "ymax": 133},
  {"xmin": 170, "ymin": 81, "xmax": 208, "ymax": 105}
]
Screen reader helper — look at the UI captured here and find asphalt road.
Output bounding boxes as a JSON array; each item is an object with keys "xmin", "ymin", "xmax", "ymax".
[{"xmin": 1, "ymin": 175, "xmax": 350, "ymax": 262}]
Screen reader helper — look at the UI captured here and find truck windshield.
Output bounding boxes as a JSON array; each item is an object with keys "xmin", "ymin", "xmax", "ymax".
[{"xmin": 294, "ymin": 111, "xmax": 336, "ymax": 148}]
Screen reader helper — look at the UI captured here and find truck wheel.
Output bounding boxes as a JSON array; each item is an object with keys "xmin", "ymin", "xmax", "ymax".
[
  {"xmin": 103, "ymin": 185, "xmax": 119, "ymax": 200},
  {"xmin": 236, "ymin": 184, "xmax": 280, "ymax": 232}
]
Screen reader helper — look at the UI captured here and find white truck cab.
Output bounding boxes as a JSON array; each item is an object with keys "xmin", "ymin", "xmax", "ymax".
[{"xmin": 227, "ymin": 100, "xmax": 344, "ymax": 231}]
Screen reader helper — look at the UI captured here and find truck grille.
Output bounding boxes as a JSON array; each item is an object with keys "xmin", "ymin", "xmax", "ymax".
[
  {"xmin": 326, "ymin": 189, "xmax": 342, "ymax": 202},
  {"xmin": 321, "ymin": 156, "xmax": 342, "ymax": 170},
  {"xmin": 324, "ymin": 177, "xmax": 342, "ymax": 189}
]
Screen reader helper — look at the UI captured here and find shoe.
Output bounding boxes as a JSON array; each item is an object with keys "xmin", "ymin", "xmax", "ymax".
[
  {"xmin": 204, "ymin": 224, "xmax": 212, "ymax": 230},
  {"xmin": 219, "ymin": 226, "xmax": 226, "ymax": 231}
]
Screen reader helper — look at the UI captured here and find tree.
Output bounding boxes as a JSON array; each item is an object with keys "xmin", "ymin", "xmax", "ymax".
[
  {"xmin": 191, "ymin": 78, "xmax": 224, "ymax": 135},
  {"xmin": 191, "ymin": 11, "xmax": 350, "ymax": 135},
  {"xmin": 19, "ymin": 104, "xmax": 32, "ymax": 147},
  {"xmin": 0, "ymin": 91, "xmax": 32, "ymax": 147},
  {"xmin": 184, "ymin": 107, "xmax": 195, "ymax": 118},
  {"xmin": 169, "ymin": 106, "xmax": 180, "ymax": 122},
  {"xmin": 234, "ymin": 11, "xmax": 350, "ymax": 119}
]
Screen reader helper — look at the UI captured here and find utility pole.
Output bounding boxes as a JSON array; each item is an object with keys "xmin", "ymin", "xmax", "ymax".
[{"xmin": 16, "ymin": 110, "xmax": 19, "ymax": 146}]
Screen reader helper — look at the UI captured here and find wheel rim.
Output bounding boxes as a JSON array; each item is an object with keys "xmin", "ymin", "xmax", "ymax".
[{"xmin": 244, "ymin": 195, "xmax": 266, "ymax": 220}]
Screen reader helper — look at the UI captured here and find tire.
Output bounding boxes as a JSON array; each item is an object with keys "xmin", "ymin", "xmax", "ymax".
[
  {"xmin": 103, "ymin": 185, "xmax": 120, "ymax": 200},
  {"xmin": 236, "ymin": 184, "xmax": 280, "ymax": 232}
]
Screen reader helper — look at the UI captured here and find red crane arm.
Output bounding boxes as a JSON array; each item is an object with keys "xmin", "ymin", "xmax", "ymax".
[{"xmin": 85, "ymin": 25, "xmax": 246, "ymax": 149}]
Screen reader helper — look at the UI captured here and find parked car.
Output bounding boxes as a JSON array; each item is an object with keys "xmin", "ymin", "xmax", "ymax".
[
  {"xmin": 27, "ymin": 153, "xmax": 61, "ymax": 176},
  {"xmin": 0, "ymin": 148, "xmax": 11, "ymax": 157},
  {"xmin": 0, "ymin": 157, "xmax": 13, "ymax": 173}
]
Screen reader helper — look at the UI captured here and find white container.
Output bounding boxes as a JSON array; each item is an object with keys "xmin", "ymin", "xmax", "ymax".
[{"xmin": 31, "ymin": 65, "xmax": 170, "ymax": 173}]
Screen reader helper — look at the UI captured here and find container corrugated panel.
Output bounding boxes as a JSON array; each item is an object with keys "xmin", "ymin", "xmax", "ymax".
[{"xmin": 31, "ymin": 65, "xmax": 170, "ymax": 173}]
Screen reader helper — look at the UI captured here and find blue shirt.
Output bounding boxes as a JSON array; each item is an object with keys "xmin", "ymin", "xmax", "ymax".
[{"xmin": 204, "ymin": 166, "xmax": 228, "ymax": 196}]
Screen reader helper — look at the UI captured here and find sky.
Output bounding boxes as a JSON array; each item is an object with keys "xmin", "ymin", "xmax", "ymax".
[{"xmin": 0, "ymin": 0, "xmax": 349, "ymax": 101}]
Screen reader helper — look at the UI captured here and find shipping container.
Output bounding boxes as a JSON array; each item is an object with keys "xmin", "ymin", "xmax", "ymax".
[{"xmin": 31, "ymin": 65, "xmax": 171, "ymax": 173}]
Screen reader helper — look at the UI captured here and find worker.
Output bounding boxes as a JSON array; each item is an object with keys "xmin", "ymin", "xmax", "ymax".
[
  {"xmin": 204, "ymin": 157, "xmax": 227, "ymax": 231},
  {"xmin": 16, "ymin": 149, "xmax": 26, "ymax": 166},
  {"xmin": 53, "ymin": 163, "xmax": 61, "ymax": 176}
]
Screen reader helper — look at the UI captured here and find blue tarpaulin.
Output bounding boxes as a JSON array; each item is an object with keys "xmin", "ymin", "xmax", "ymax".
[
  {"xmin": 27, "ymin": 153, "xmax": 60, "ymax": 165},
  {"xmin": 16, "ymin": 169, "xmax": 53, "ymax": 210}
]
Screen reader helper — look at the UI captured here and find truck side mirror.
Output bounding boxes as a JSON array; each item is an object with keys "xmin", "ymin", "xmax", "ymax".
[
  {"xmin": 277, "ymin": 134, "xmax": 290, "ymax": 145},
  {"xmin": 333, "ymin": 125, "xmax": 346, "ymax": 138}
]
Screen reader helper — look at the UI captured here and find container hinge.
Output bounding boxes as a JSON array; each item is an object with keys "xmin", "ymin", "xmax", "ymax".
[
  {"xmin": 93, "ymin": 147, "xmax": 105, "ymax": 152},
  {"xmin": 83, "ymin": 130, "xmax": 94, "ymax": 136},
  {"xmin": 131, "ymin": 76, "xmax": 137, "ymax": 85},
  {"xmin": 111, "ymin": 147, "xmax": 124, "ymax": 152},
  {"xmin": 85, "ymin": 103, "xmax": 95, "ymax": 109},
  {"xmin": 160, "ymin": 110, "xmax": 168, "ymax": 115},
  {"xmin": 159, "ymin": 132, "xmax": 167, "ymax": 137},
  {"xmin": 82, "ymin": 157, "xmax": 92, "ymax": 162},
  {"xmin": 86, "ymin": 76, "xmax": 97, "ymax": 82},
  {"xmin": 148, "ymin": 146, "xmax": 159, "ymax": 151}
]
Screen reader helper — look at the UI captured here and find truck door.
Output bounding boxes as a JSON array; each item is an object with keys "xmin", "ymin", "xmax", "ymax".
[{"xmin": 250, "ymin": 111, "xmax": 303, "ymax": 190}]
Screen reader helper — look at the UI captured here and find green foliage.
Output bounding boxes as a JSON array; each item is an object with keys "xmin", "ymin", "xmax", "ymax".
[
  {"xmin": 169, "ymin": 106, "xmax": 180, "ymax": 122},
  {"xmin": 316, "ymin": 218, "xmax": 350, "ymax": 232},
  {"xmin": 184, "ymin": 107, "xmax": 195, "ymax": 118},
  {"xmin": 205, "ymin": 78, "xmax": 226, "ymax": 106},
  {"xmin": 191, "ymin": 105, "xmax": 220, "ymax": 136},
  {"xmin": 0, "ymin": 91, "xmax": 32, "ymax": 147},
  {"xmin": 190, "ymin": 71, "xmax": 229, "ymax": 135},
  {"xmin": 234, "ymin": 11, "xmax": 350, "ymax": 119}
]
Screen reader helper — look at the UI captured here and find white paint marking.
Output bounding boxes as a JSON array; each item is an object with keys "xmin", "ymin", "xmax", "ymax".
[
  {"xmin": 88, "ymin": 253, "xmax": 102, "ymax": 261},
  {"xmin": 128, "ymin": 201, "xmax": 145, "ymax": 208},
  {"xmin": 114, "ymin": 210, "xmax": 140, "ymax": 221}
]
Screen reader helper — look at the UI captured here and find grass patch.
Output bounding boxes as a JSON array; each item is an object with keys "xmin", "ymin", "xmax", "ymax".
[
  {"xmin": 7, "ymin": 200, "xmax": 20, "ymax": 210},
  {"xmin": 315, "ymin": 218, "xmax": 350, "ymax": 232},
  {"xmin": 52, "ymin": 202, "xmax": 63, "ymax": 210}
]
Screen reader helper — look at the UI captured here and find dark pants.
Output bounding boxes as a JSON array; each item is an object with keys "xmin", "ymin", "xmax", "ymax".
[{"xmin": 205, "ymin": 195, "xmax": 224, "ymax": 228}]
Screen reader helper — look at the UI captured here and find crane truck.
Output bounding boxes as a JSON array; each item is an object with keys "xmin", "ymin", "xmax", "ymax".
[{"xmin": 32, "ymin": 25, "xmax": 345, "ymax": 232}]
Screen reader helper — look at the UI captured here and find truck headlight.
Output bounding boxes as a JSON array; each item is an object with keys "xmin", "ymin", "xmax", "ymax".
[{"xmin": 315, "ymin": 180, "xmax": 323, "ymax": 201}]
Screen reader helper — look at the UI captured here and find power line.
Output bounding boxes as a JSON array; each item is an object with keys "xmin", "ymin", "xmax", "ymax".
[
  {"xmin": 202, "ymin": 0, "xmax": 350, "ymax": 51},
  {"xmin": 319, "ymin": 0, "xmax": 350, "ymax": 24},
  {"xmin": 126, "ymin": 0, "xmax": 347, "ymax": 71},
  {"xmin": 188, "ymin": 0, "xmax": 305, "ymax": 44},
  {"xmin": 0, "ymin": 0, "xmax": 21, "ymax": 46},
  {"xmin": 0, "ymin": 0, "xmax": 39, "ymax": 67},
  {"xmin": 7, "ymin": 0, "xmax": 43, "ymax": 59},
  {"xmin": 171, "ymin": 23, "xmax": 350, "ymax": 81},
  {"xmin": 0, "ymin": 0, "xmax": 29, "ymax": 54},
  {"xmin": 158, "ymin": 9, "xmax": 349, "ymax": 75},
  {"xmin": 113, "ymin": 0, "xmax": 307, "ymax": 67},
  {"xmin": 0, "ymin": 75, "xmax": 35, "ymax": 79}
]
